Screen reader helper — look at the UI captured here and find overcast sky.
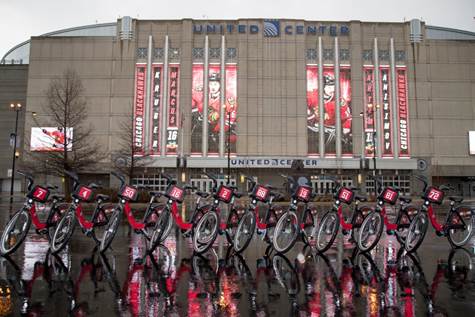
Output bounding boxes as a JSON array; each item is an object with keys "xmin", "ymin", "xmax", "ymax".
[{"xmin": 1, "ymin": 0, "xmax": 474, "ymax": 58}]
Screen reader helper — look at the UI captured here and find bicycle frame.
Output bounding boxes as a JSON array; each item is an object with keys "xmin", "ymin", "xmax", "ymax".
[{"xmin": 422, "ymin": 200, "xmax": 468, "ymax": 234}]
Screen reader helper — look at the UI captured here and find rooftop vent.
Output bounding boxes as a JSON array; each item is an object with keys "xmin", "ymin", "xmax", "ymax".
[
  {"xmin": 120, "ymin": 16, "xmax": 133, "ymax": 40},
  {"xmin": 410, "ymin": 19, "xmax": 423, "ymax": 43}
]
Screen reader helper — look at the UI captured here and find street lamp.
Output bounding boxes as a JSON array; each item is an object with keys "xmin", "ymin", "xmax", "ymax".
[
  {"xmin": 9, "ymin": 103, "xmax": 22, "ymax": 212},
  {"xmin": 372, "ymin": 104, "xmax": 380, "ymax": 194},
  {"xmin": 226, "ymin": 105, "xmax": 231, "ymax": 185}
]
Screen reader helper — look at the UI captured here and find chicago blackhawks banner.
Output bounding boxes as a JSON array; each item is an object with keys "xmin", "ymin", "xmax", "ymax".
[
  {"xmin": 306, "ymin": 65, "xmax": 319, "ymax": 155},
  {"xmin": 396, "ymin": 67, "xmax": 410, "ymax": 157},
  {"xmin": 191, "ymin": 64, "xmax": 204, "ymax": 154},
  {"xmin": 133, "ymin": 64, "xmax": 146, "ymax": 155},
  {"xmin": 380, "ymin": 67, "xmax": 393, "ymax": 157},
  {"xmin": 207, "ymin": 64, "xmax": 221, "ymax": 154},
  {"xmin": 340, "ymin": 67, "xmax": 352, "ymax": 156},
  {"xmin": 363, "ymin": 67, "xmax": 376, "ymax": 157},
  {"xmin": 225, "ymin": 64, "xmax": 238, "ymax": 154},
  {"xmin": 166, "ymin": 65, "xmax": 180, "ymax": 155},
  {"xmin": 150, "ymin": 64, "xmax": 162, "ymax": 154}
]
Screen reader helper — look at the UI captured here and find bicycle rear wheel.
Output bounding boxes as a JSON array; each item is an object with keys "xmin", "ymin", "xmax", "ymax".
[
  {"xmin": 395, "ymin": 206, "xmax": 417, "ymax": 246},
  {"xmin": 301, "ymin": 208, "xmax": 317, "ymax": 246},
  {"xmin": 233, "ymin": 211, "xmax": 256, "ymax": 253},
  {"xmin": 148, "ymin": 210, "xmax": 173, "ymax": 253},
  {"xmin": 0, "ymin": 209, "xmax": 31, "ymax": 256},
  {"xmin": 447, "ymin": 208, "xmax": 475, "ymax": 247},
  {"xmin": 316, "ymin": 211, "xmax": 339, "ymax": 253},
  {"xmin": 272, "ymin": 211, "xmax": 299, "ymax": 254},
  {"xmin": 50, "ymin": 210, "xmax": 76, "ymax": 254},
  {"xmin": 193, "ymin": 211, "xmax": 219, "ymax": 254},
  {"xmin": 405, "ymin": 212, "xmax": 428, "ymax": 253},
  {"xmin": 357, "ymin": 211, "xmax": 383, "ymax": 252},
  {"xmin": 99, "ymin": 209, "xmax": 122, "ymax": 253}
]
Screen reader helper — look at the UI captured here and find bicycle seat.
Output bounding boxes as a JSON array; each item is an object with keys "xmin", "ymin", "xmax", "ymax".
[
  {"xmin": 51, "ymin": 194, "xmax": 65, "ymax": 202},
  {"xmin": 399, "ymin": 197, "xmax": 412, "ymax": 204},
  {"xmin": 196, "ymin": 191, "xmax": 210, "ymax": 198},
  {"xmin": 96, "ymin": 194, "xmax": 110, "ymax": 202},
  {"xmin": 448, "ymin": 196, "xmax": 463, "ymax": 203},
  {"xmin": 354, "ymin": 194, "xmax": 367, "ymax": 202},
  {"xmin": 149, "ymin": 191, "xmax": 163, "ymax": 197}
]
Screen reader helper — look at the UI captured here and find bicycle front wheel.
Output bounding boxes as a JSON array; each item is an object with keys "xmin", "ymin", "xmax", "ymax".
[
  {"xmin": 149, "ymin": 210, "xmax": 173, "ymax": 253},
  {"xmin": 233, "ymin": 211, "xmax": 256, "ymax": 253},
  {"xmin": 395, "ymin": 206, "xmax": 417, "ymax": 246},
  {"xmin": 447, "ymin": 208, "xmax": 475, "ymax": 247},
  {"xmin": 0, "ymin": 209, "xmax": 31, "ymax": 256},
  {"xmin": 357, "ymin": 211, "xmax": 383, "ymax": 252},
  {"xmin": 99, "ymin": 209, "xmax": 122, "ymax": 253},
  {"xmin": 316, "ymin": 211, "xmax": 339, "ymax": 253},
  {"xmin": 272, "ymin": 211, "xmax": 299, "ymax": 254},
  {"xmin": 193, "ymin": 211, "xmax": 219, "ymax": 254},
  {"xmin": 405, "ymin": 212, "xmax": 428, "ymax": 253},
  {"xmin": 50, "ymin": 210, "xmax": 76, "ymax": 254}
]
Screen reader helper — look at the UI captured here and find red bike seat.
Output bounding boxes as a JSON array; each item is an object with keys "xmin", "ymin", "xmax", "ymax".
[{"xmin": 448, "ymin": 196, "xmax": 463, "ymax": 203}]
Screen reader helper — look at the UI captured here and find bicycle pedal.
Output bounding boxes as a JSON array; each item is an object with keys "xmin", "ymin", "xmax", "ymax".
[
  {"xmin": 134, "ymin": 229, "xmax": 143, "ymax": 234},
  {"xmin": 342, "ymin": 229, "xmax": 349, "ymax": 235},
  {"xmin": 436, "ymin": 230, "xmax": 445, "ymax": 237},
  {"xmin": 257, "ymin": 229, "xmax": 264, "ymax": 235},
  {"xmin": 37, "ymin": 229, "xmax": 48, "ymax": 235},
  {"xmin": 386, "ymin": 230, "xmax": 395, "ymax": 235}
]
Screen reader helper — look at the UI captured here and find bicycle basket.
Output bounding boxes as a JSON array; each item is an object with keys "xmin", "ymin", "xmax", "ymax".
[
  {"xmin": 216, "ymin": 185, "xmax": 234, "ymax": 203},
  {"xmin": 73, "ymin": 186, "xmax": 94, "ymax": 202},
  {"xmin": 252, "ymin": 185, "xmax": 270, "ymax": 203},
  {"xmin": 380, "ymin": 187, "xmax": 399, "ymax": 205},
  {"xmin": 294, "ymin": 185, "xmax": 312, "ymax": 203},
  {"xmin": 28, "ymin": 186, "xmax": 50, "ymax": 203},
  {"xmin": 424, "ymin": 187, "xmax": 444, "ymax": 205},
  {"xmin": 166, "ymin": 185, "xmax": 185, "ymax": 203},
  {"xmin": 337, "ymin": 187, "xmax": 354, "ymax": 204},
  {"xmin": 119, "ymin": 185, "xmax": 139, "ymax": 202}
]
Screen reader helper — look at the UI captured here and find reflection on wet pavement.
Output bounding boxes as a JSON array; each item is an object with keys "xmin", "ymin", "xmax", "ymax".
[{"xmin": 0, "ymin": 205, "xmax": 474, "ymax": 316}]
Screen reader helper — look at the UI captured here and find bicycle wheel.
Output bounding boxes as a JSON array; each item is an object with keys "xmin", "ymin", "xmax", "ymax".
[
  {"xmin": 395, "ymin": 206, "xmax": 417, "ymax": 246},
  {"xmin": 447, "ymin": 208, "xmax": 475, "ymax": 248},
  {"xmin": 405, "ymin": 212, "xmax": 428, "ymax": 253},
  {"xmin": 46, "ymin": 205, "xmax": 68, "ymax": 242},
  {"xmin": 225, "ymin": 209, "xmax": 240, "ymax": 245},
  {"xmin": 316, "ymin": 211, "xmax": 339, "ymax": 253},
  {"xmin": 148, "ymin": 210, "xmax": 173, "ymax": 253},
  {"xmin": 301, "ymin": 209, "xmax": 317, "ymax": 246},
  {"xmin": 357, "ymin": 211, "xmax": 383, "ymax": 252},
  {"xmin": 99, "ymin": 209, "xmax": 122, "ymax": 253},
  {"xmin": 0, "ymin": 209, "xmax": 31, "ymax": 256},
  {"xmin": 50, "ymin": 210, "xmax": 76, "ymax": 254},
  {"xmin": 272, "ymin": 253, "xmax": 300, "ymax": 296},
  {"xmin": 193, "ymin": 211, "xmax": 219, "ymax": 254},
  {"xmin": 233, "ymin": 211, "xmax": 256, "ymax": 253},
  {"xmin": 272, "ymin": 211, "xmax": 299, "ymax": 254},
  {"xmin": 351, "ymin": 206, "xmax": 372, "ymax": 244}
]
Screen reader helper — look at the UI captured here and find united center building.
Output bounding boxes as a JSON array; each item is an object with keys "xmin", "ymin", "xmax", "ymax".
[{"xmin": 1, "ymin": 17, "xmax": 475, "ymax": 195}]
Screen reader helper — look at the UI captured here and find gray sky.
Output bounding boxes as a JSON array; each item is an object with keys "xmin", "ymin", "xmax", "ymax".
[{"xmin": 1, "ymin": 0, "xmax": 474, "ymax": 57}]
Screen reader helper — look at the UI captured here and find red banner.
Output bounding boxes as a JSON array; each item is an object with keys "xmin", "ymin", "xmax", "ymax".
[
  {"xmin": 133, "ymin": 65, "xmax": 146, "ymax": 154},
  {"xmin": 306, "ymin": 65, "xmax": 319, "ymax": 155},
  {"xmin": 191, "ymin": 64, "xmax": 204, "ymax": 154},
  {"xmin": 225, "ymin": 64, "xmax": 238, "ymax": 154},
  {"xmin": 396, "ymin": 67, "xmax": 410, "ymax": 157},
  {"xmin": 150, "ymin": 64, "xmax": 162, "ymax": 154},
  {"xmin": 363, "ymin": 67, "xmax": 376, "ymax": 157},
  {"xmin": 166, "ymin": 65, "xmax": 179, "ymax": 154},
  {"xmin": 380, "ymin": 67, "xmax": 393, "ymax": 157},
  {"xmin": 208, "ymin": 64, "xmax": 221, "ymax": 154},
  {"xmin": 340, "ymin": 67, "xmax": 352, "ymax": 156}
]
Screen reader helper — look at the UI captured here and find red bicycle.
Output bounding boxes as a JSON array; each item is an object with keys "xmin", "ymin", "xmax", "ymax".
[{"xmin": 0, "ymin": 170, "xmax": 68, "ymax": 256}]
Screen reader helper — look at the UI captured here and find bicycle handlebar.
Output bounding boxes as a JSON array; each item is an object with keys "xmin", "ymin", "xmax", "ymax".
[
  {"xmin": 111, "ymin": 171, "xmax": 125, "ymax": 188},
  {"xmin": 17, "ymin": 170, "xmax": 34, "ymax": 191},
  {"xmin": 415, "ymin": 175, "xmax": 428, "ymax": 192},
  {"xmin": 204, "ymin": 172, "xmax": 218, "ymax": 191},
  {"xmin": 64, "ymin": 170, "xmax": 80, "ymax": 191}
]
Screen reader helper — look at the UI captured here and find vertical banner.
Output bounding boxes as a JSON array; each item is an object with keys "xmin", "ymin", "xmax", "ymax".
[
  {"xmin": 322, "ymin": 66, "xmax": 336, "ymax": 155},
  {"xmin": 225, "ymin": 64, "xmax": 238, "ymax": 153},
  {"xmin": 363, "ymin": 67, "xmax": 376, "ymax": 157},
  {"xmin": 150, "ymin": 65, "xmax": 162, "ymax": 155},
  {"xmin": 396, "ymin": 67, "xmax": 410, "ymax": 157},
  {"xmin": 133, "ymin": 65, "xmax": 146, "ymax": 155},
  {"xmin": 380, "ymin": 67, "xmax": 393, "ymax": 157},
  {"xmin": 166, "ymin": 65, "xmax": 179, "ymax": 155},
  {"xmin": 191, "ymin": 64, "xmax": 204, "ymax": 154},
  {"xmin": 340, "ymin": 67, "xmax": 352, "ymax": 156},
  {"xmin": 306, "ymin": 65, "xmax": 319, "ymax": 155},
  {"xmin": 207, "ymin": 64, "xmax": 221, "ymax": 154}
]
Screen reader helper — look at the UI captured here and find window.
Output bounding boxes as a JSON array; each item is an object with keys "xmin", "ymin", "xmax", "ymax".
[
  {"xmin": 365, "ymin": 175, "xmax": 410, "ymax": 195},
  {"xmin": 132, "ymin": 174, "xmax": 174, "ymax": 191}
]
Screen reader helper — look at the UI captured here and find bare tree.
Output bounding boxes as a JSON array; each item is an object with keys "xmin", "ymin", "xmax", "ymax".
[
  {"xmin": 24, "ymin": 69, "xmax": 106, "ymax": 196},
  {"xmin": 112, "ymin": 115, "xmax": 150, "ymax": 182}
]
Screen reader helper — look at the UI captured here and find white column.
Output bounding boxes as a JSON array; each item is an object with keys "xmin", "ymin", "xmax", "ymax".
[
  {"xmin": 144, "ymin": 35, "xmax": 153, "ymax": 154},
  {"xmin": 318, "ymin": 37, "xmax": 325, "ymax": 157},
  {"xmin": 334, "ymin": 37, "xmax": 341, "ymax": 158},
  {"xmin": 219, "ymin": 35, "xmax": 226, "ymax": 157},
  {"xmin": 390, "ymin": 38, "xmax": 399, "ymax": 159},
  {"xmin": 160, "ymin": 36, "xmax": 169, "ymax": 156},
  {"xmin": 373, "ymin": 38, "xmax": 382, "ymax": 158},
  {"xmin": 202, "ymin": 36, "xmax": 209, "ymax": 156}
]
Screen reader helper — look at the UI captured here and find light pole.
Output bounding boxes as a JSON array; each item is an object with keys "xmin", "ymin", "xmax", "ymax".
[
  {"xmin": 226, "ymin": 107, "xmax": 231, "ymax": 185},
  {"xmin": 372, "ymin": 104, "xmax": 380, "ymax": 194},
  {"xmin": 9, "ymin": 103, "xmax": 22, "ymax": 212}
]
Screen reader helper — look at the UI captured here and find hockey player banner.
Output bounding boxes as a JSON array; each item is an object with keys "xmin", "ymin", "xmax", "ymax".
[
  {"xmin": 166, "ymin": 65, "xmax": 179, "ymax": 155},
  {"xmin": 191, "ymin": 64, "xmax": 204, "ymax": 154},
  {"xmin": 133, "ymin": 65, "xmax": 146, "ymax": 154},
  {"xmin": 225, "ymin": 64, "xmax": 238, "ymax": 154},
  {"xmin": 207, "ymin": 64, "xmax": 221, "ymax": 154},
  {"xmin": 380, "ymin": 67, "xmax": 393, "ymax": 157},
  {"xmin": 150, "ymin": 64, "xmax": 162, "ymax": 155},
  {"xmin": 396, "ymin": 67, "xmax": 410, "ymax": 157},
  {"xmin": 306, "ymin": 65, "xmax": 319, "ymax": 155},
  {"xmin": 363, "ymin": 67, "xmax": 376, "ymax": 157},
  {"xmin": 340, "ymin": 67, "xmax": 352, "ymax": 156},
  {"xmin": 322, "ymin": 67, "xmax": 336, "ymax": 155}
]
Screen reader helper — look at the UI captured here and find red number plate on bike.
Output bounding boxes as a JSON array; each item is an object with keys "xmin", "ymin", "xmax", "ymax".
[
  {"xmin": 381, "ymin": 188, "xmax": 398, "ymax": 205},
  {"xmin": 295, "ymin": 185, "xmax": 312, "ymax": 203},
  {"xmin": 77, "ymin": 186, "xmax": 93, "ymax": 202},
  {"xmin": 425, "ymin": 187, "xmax": 444, "ymax": 204},
  {"xmin": 31, "ymin": 186, "xmax": 50, "ymax": 203},
  {"xmin": 121, "ymin": 186, "xmax": 138, "ymax": 201},
  {"xmin": 217, "ymin": 185, "xmax": 234, "ymax": 203},
  {"xmin": 253, "ymin": 185, "xmax": 270, "ymax": 202},
  {"xmin": 338, "ymin": 187, "xmax": 354, "ymax": 204},
  {"xmin": 166, "ymin": 185, "xmax": 185, "ymax": 203}
]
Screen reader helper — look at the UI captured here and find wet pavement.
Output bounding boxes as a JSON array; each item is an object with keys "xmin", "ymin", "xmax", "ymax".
[{"xmin": 0, "ymin": 202, "xmax": 474, "ymax": 316}]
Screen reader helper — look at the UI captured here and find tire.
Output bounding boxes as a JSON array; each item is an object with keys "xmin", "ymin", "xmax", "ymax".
[
  {"xmin": 395, "ymin": 206, "xmax": 416, "ymax": 246},
  {"xmin": 357, "ymin": 211, "xmax": 383, "ymax": 253},
  {"xmin": 405, "ymin": 212, "xmax": 428, "ymax": 253},
  {"xmin": 50, "ymin": 210, "xmax": 76, "ymax": 254},
  {"xmin": 316, "ymin": 211, "xmax": 339, "ymax": 253},
  {"xmin": 301, "ymin": 209, "xmax": 317, "ymax": 246},
  {"xmin": 272, "ymin": 211, "xmax": 299, "ymax": 254},
  {"xmin": 351, "ymin": 206, "xmax": 372, "ymax": 245},
  {"xmin": 233, "ymin": 211, "xmax": 256, "ymax": 253},
  {"xmin": 272, "ymin": 253, "xmax": 300, "ymax": 296},
  {"xmin": 0, "ymin": 209, "xmax": 31, "ymax": 256},
  {"xmin": 447, "ymin": 208, "xmax": 475, "ymax": 248},
  {"xmin": 182, "ymin": 206, "xmax": 208, "ymax": 237},
  {"xmin": 148, "ymin": 210, "xmax": 173, "ymax": 253},
  {"xmin": 46, "ymin": 205, "xmax": 67, "ymax": 242},
  {"xmin": 225, "ymin": 209, "xmax": 240, "ymax": 245},
  {"xmin": 193, "ymin": 211, "xmax": 219, "ymax": 254},
  {"xmin": 264, "ymin": 209, "xmax": 278, "ymax": 244},
  {"xmin": 99, "ymin": 209, "xmax": 122, "ymax": 253}
]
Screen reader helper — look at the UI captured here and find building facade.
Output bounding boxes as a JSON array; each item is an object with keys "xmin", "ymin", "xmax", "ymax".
[{"xmin": 1, "ymin": 17, "xmax": 475, "ymax": 196}]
